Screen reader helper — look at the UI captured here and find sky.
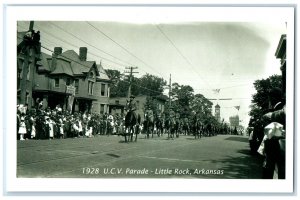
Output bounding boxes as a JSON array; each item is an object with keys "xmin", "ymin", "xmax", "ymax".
[{"xmin": 17, "ymin": 20, "xmax": 287, "ymax": 127}]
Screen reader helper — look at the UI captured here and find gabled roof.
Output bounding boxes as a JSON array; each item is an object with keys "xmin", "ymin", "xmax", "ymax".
[
  {"xmin": 36, "ymin": 52, "xmax": 52, "ymax": 72},
  {"xmin": 57, "ymin": 50, "xmax": 96, "ymax": 76},
  {"xmin": 50, "ymin": 59, "xmax": 73, "ymax": 76},
  {"xmin": 23, "ymin": 45, "xmax": 110, "ymax": 78},
  {"xmin": 96, "ymin": 63, "xmax": 110, "ymax": 81}
]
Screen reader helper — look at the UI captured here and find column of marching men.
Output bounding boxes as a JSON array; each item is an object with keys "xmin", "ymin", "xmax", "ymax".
[{"xmin": 16, "ymin": 105, "xmax": 237, "ymax": 141}]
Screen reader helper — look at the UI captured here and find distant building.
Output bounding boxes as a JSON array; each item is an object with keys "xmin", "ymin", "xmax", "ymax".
[
  {"xmin": 275, "ymin": 34, "xmax": 286, "ymax": 99},
  {"xmin": 214, "ymin": 104, "xmax": 221, "ymax": 122}
]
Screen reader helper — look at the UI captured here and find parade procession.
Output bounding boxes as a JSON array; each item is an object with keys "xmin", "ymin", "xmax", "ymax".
[{"xmin": 15, "ymin": 20, "xmax": 287, "ymax": 180}]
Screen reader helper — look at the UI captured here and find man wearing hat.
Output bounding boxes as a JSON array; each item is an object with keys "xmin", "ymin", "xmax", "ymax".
[{"xmin": 126, "ymin": 95, "xmax": 137, "ymax": 120}]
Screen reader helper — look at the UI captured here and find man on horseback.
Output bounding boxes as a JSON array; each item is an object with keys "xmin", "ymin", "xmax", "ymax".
[
  {"xmin": 126, "ymin": 95, "xmax": 138, "ymax": 121},
  {"xmin": 124, "ymin": 95, "xmax": 140, "ymax": 142}
]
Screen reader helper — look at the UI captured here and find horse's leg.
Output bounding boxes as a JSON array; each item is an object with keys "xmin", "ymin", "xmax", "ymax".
[
  {"xmin": 158, "ymin": 126, "xmax": 161, "ymax": 137},
  {"xmin": 130, "ymin": 126, "xmax": 133, "ymax": 142},
  {"xmin": 135, "ymin": 125, "xmax": 138, "ymax": 142},
  {"xmin": 167, "ymin": 127, "xmax": 169, "ymax": 139},
  {"xmin": 147, "ymin": 126, "xmax": 150, "ymax": 139},
  {"xmin": 124, "ymin": 127, "xmax": 127, "ymax": 142},
  {"xmin": 152, "ymin": 125, "xmax": 154, "ymax": 138}
]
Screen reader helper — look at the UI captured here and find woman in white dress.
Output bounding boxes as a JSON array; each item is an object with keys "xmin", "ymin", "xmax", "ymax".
[
  {"xmin": 18, "ymin": 114, "xmax": 27, "ymax": 140},
  {"xmin": 30, "ymin": 115, "xmax": 36, "ymax": 139},
  {"xmin": 46, "ymin": 116, "xmax": 55, "ymax": 139}
]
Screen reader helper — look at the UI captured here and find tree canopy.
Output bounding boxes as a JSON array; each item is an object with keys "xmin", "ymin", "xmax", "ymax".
[
  {"xmin": 105, "ymin": 70, "xmax": 166, "ymax": 98},
  {"xmin": 248, "ymin": 75, "xmax": 283, "ymax": 141}
]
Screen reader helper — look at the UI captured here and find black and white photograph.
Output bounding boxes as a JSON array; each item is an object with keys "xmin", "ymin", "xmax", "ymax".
[{"xmin": 3, "ymin": 4, "xmax": 296, "ymax": 194}]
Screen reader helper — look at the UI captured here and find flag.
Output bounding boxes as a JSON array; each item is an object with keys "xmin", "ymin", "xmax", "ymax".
[
  {"xmin": 234, "ymin": 106, "xmax": 240, "ymax": 111},
  {"xmin": 213, "ymin": 89, "xmax": 220, "ymax": 94}
]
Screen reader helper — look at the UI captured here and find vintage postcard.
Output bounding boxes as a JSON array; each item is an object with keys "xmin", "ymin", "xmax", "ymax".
[{"xmin": 3, "ymin": 4, "xmax": 295, "ymax": 194}]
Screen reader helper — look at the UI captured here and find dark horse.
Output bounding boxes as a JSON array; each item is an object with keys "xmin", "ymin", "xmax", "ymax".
[
  {"xmin": 165, "ymin": 117, "xmax": 176, "ymax": 139},
  {"xmin": 154, "ymin": 116, "xmax": 164, "ymax": 137},
  {"xmin": 124, "ymin": 111, "xmax": 140, "ymax": 142},
  {"xmin": 144, "ymin": 112, "xmax": 155, "ymax": 138}
]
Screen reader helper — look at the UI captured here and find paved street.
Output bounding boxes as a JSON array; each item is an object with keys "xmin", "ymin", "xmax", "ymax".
[{"xmin": 17, "ymin": 134, "xmax": 263, "ymax": 179}]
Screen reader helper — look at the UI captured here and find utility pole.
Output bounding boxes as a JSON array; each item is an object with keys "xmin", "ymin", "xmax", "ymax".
[
  {"xmin": 19, "ymin": 21, "xmax": 41, "ymax": 107},
  {"xmin": 124, "ymin": 66, "xmax": 138, "ymax": 98},
  {"xmin": 19, "ymin": 21, "xmax": 34, "ymax": 106}
]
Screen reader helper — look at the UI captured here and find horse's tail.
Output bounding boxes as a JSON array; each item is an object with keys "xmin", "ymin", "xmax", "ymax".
[{"xmin": 137, "ymin": 114, "xmax": 141, "ymax": 124}]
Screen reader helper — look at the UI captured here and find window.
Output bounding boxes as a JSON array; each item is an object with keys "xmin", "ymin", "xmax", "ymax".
[
  {"xmin": 54, "ymin": 78, "xmax": 59, "ymax": 87},
  {"xmin": 100, "ymin": 104, "xmax": 105, "ymax": 114},
  {"xmin": 75, "ymin": 79, "xmax": 79, "ymax": 93},
  {"xmin": 115, "ymin": 100, "xmax": 119, "ymax": 105},
  {"xmin": 107, "ymin": 86, "xmax": 110, "ymax": 97},
  {"xmin": 88, "ymin": 81, "xmax": 94, "ymax": 95},
  {"xmin": 101, "ymin": 83, "xmax": 106, "ymax": 96},
  {"xmin": 66, "ymin": 78, "xmax": 71, "ymax": 86},
  {"xmin": 89, "ymin": 71, "xmax": 94, "ymax": 79}
]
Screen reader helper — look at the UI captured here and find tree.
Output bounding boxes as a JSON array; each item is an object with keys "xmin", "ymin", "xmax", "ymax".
[
  {"xmin": 252, "ymin": 75, "xmax": 283, "ymax": 113},
  {"xmin": 105, "ymin": 69, "xmax": 128, "ymax": 97},
  {"xmin": 191, "ymin": 93, "xmax": 213, "ymax": 121},
  {"xmin": 248, "ymin": 75, "xmax": 283, "ymax": 142},
  {"xmin": 139, "ymin": 73, "xmax": 167, "ymax": 96},
  {"xmin": 170, "ymin": 83, "xmax": 194, "ymax": 118},
  {"xmin": 106, "ymin": 69, "xmax": 167, "ymax": 98}
]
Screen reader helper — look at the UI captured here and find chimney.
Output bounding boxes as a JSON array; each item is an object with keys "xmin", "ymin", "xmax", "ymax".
[
  {"xmin": 79, "ymin": 47, "xmax": 87, "ymax": 61},
  {"xmin": 54, "ymin": 47, "xmax": 62, "ymax": 56},
  {"xmin": 51, "ymin": 47, "xmax": 62, "ymax": 71}
]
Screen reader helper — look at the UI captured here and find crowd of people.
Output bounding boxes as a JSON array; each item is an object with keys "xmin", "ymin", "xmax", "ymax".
[{"xmin": 16, "ymin": 105, "xmax": 126, "ymax": 141}]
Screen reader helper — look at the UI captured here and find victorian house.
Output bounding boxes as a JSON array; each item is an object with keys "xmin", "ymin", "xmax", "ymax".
[{"xmin": 17, "ymin": 35, "xmax": 111, "ymax": 114}]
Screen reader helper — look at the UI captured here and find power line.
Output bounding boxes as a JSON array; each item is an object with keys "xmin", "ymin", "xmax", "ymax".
[
  {"xmin": 21, "ymin": 21, "xmax": 167, "ymax": 79},
  {"xmin": 48, "ymin": 22, "xmax": 134, "ymax": 68},
  {"xmin": 34, "ymin": 24, "xmax": 126, "ymax": 71},
  {"xmin": 194, "ymin": 83, "xmax": 252, "ymax": 91},
  {"xmin": 86, "ymin": 21, "xmax": 164, "ymax": 77},
  {"xmin": 155, "ymin": 24, "xmax": 213, "ymax": 90},
  {"xmin": 17, "ymin": 25, "xmax": 186, "ymax": 97},
  {"xmin": 208, "ymin": 97, "xmax": 251, "ymax": 100}
]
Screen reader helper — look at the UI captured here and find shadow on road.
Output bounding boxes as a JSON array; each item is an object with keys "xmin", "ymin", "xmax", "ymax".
[
  {"xmin": 192, "ymin": 150, "xmax": 264, "ymax": 179},
  {"xmin": 225, "ymin": 136, "xmax": 249, "ymax": 143},
  {"xmin": 106, "ymin": 153, "xmax": 121, "ymax": 158}
]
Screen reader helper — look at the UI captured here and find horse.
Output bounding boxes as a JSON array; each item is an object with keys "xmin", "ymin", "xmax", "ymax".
[
  {"xmin": 190, "ymin": 116, "xmax": 201, "ymax": 139},
  {"xmin": 182, "ymin": 118, "xmax": 190, "ymax": 136},
  {"xmin": 174, "ymin": 118, "xmax": 181, "ymax": 138},
  {"xmin": 154, "ymin": 116, "xmax": 164, "ymax": 137},
  {"xmin": 165, "ymin": 117, "xmax": 176, "ymax": 139},
  {"xmin": 144, "ymin": 112, "xmax": 154, "ymax": 138},
  {"xmin": 194, "ymin": 120, "xmax": 202, "ymax": 139},
  {"xmin": 124, "ymin": 111, "xmax": 140, "ymax": 142},
  {"xmin": 204, "ymin": 123, "xmax": 212, "ymax": 137}
]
